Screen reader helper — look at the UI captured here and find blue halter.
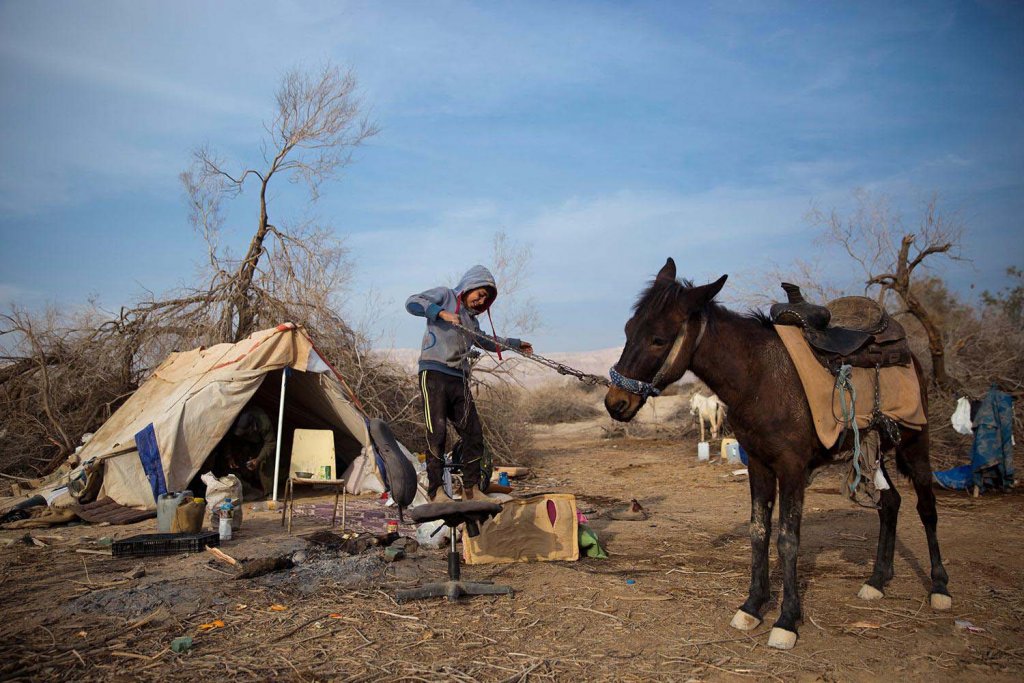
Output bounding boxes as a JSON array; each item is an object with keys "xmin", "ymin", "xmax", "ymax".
[
  {"xmin": 608, "ymin": 314, "xmax": 706, "ymax": 399},
  {"xmin": 608, "ymin": 366, "xmax": 662, "ymax": 398}
]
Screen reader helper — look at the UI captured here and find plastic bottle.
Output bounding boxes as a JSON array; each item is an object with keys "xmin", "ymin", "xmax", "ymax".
[
  {"xmin": 498, "ymin": 471, "xmax": 510, "ymax": 487},
  {"xmin": 218, "ymin": 499, "xmax": 234, "ymax": 541}
]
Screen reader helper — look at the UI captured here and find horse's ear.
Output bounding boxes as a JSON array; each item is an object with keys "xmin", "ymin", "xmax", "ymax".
[
  {"xmin": 693, "ymin": 274, "xmax": 728, "ymax": 304},
  {"xmin": 656, "ymin": 258, "xmax": 677, "ymax": 283}
]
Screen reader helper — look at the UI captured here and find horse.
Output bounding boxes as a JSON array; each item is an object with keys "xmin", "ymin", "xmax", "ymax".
[
  {"xmin": 689, "ymin": 392, "xmax": 725, "ymax": 441},
  {"xmin": 604, "ymin": 258, "xmax": 950, "ymax": 650}
]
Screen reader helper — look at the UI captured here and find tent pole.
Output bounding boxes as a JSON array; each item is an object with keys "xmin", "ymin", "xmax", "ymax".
[{"xmin": 272, "ymin": 368, "xmax": 289, "ymax": 504}]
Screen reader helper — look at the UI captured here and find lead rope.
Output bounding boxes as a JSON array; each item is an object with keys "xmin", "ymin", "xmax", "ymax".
[
  {"xmin": 447, "ymin": 319, "xmax": 611, "ymax": 387},
  {"xmin": 834, "ymin": 364, "xmax": 862, "ymax": 497}
]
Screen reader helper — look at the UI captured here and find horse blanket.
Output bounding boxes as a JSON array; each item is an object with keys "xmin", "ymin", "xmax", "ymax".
[{"xmin": 775, "ymin": 325, "xmax": 926, "ymax": 449}]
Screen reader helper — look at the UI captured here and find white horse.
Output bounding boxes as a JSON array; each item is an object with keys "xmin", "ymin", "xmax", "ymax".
[{"xmin": 689, "ymin": 393, "xmax": 725, "ymax": 441}]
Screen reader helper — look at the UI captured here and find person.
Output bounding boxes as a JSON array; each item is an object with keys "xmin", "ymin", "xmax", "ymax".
[
  {"xmin": 406, "ymin": 265, "xmax": 533, "ymax": 502},
  {"xmin": 232, "ymin": 405, "xmax": 277, "ymax": 496}
]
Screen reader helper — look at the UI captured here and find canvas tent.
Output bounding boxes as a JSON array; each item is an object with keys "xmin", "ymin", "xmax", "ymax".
[{"xmin": 58, "ymin": 324, "xmax": 388, "ymax": 509}]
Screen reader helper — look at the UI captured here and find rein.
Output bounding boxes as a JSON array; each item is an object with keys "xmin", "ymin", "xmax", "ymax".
[{"xmin": 609, "ymin": 313, "xmax": 707, "ymax": 399}]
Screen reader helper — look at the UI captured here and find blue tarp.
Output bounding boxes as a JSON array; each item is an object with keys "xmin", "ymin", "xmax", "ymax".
[
  {"xmin": 933, "ymin": 386, "xmax": 1015, "ymax": 492},
  {"xmin": 135, "ymin": 423, "xmax": 167, "ymax": 501},
  {"xmin": 933, "ymin": 464, "xmax": 972, "ymax": 490}
]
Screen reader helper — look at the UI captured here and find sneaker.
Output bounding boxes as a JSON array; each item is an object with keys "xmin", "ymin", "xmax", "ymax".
[{"xmin": 463, "ymin": 485, "xmax": 499, "ymax": 503}]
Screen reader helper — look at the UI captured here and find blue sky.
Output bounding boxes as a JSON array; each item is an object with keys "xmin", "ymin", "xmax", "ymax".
[{"xmin": 1, "ymin": 0, "xmax": 1021, "ymax": 351}]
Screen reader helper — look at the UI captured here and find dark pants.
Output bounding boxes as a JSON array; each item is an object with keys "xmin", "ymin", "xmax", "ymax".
[{"xmin": 419, "ymin": 370, "xmax": 484, "ymax": 494}]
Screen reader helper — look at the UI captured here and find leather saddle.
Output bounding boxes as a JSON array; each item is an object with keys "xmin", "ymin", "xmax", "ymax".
[{"xmin": 770, "ymin": 283, "xmax": 911, "ymax": 370}]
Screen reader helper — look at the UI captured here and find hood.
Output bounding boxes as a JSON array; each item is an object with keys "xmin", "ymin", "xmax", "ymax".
[{"xmin": 455, "ymin": 265, "xmax": 498, "ymax": 314}]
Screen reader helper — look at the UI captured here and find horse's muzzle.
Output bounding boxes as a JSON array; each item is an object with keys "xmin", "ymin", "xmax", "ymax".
[{"xmin": 604, "ymin": 387, "xmax": 644, "ymax": 422}]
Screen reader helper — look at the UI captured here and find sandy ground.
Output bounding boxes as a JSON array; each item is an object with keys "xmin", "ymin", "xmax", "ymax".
[{"xmin": 1, "ymin": 421, "xmax": 1022, "ymax": 682}]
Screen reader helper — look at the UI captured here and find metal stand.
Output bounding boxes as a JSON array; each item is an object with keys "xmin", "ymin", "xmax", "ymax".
[{"xmin": 396, "ymin": 525, "xmax": 513, "ymax": 603}]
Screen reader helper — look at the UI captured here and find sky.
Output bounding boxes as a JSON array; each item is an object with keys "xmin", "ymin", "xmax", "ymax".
[{"xmin": 1, "ymin": 0, "xmax": 1021, "ymax": 352}]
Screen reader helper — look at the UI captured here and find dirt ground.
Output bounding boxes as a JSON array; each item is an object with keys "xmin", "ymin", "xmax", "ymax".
[{"xmin": 1, "ymin": 422, "xmax": 1022, "ymax": 682}]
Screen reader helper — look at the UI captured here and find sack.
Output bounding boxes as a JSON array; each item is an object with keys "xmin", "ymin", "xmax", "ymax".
[
  {"xmin": 463, "ymin": 494, "xmax": 579, "ymax": 565},
  {"xmin": 202, "ymin": 472, "xmax": 243, "ymax": 530},
  {"xmin": 415, "ymin": 519, "xmax": 451, "ymax": 549}
]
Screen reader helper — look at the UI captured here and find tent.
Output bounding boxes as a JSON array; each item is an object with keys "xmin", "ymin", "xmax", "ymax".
[{"xmin": 60, "ymin": 324, "xmax": 389, "ymax": 509}]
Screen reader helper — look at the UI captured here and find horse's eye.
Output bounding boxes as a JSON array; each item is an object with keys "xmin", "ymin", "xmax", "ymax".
[{"xmin": 652, "ymin": 337, "xmax": 668, "ymax": 346}]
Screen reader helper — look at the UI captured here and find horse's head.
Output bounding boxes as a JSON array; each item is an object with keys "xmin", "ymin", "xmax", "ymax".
[{"xmin": 605, "ymin": 258, "xmax": 727, "ymax": 422}]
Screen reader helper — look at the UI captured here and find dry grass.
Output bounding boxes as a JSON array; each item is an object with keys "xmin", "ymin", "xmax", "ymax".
[{"xmin": 525, "ymin": 382, "xmax": 602, "ymax": 425}]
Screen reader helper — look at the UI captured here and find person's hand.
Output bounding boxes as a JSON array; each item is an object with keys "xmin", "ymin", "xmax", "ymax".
[
  {"xmin": 246, "ymin": 459, "xmax": 258, "ymax": 471},
  {"xmin": 439, "ymin": 311, "xmax": 459, "ymax": 324},
  {"xmin": 520, "ymin": 341, "xmax": 534, "ymax": 356}
]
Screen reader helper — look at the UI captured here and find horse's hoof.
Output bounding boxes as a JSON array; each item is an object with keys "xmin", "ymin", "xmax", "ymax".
[
  {"xmin": 930, "ymin": 593, "xmax": 952, "ymax": 610},
  {"xmin": 767, "ymin": 627, "xmax": 798, "ymax": 650},
  {"xmin": 857, "ymin": 584, "xmax": 884, "ymax": 601},
  {"xmin": 730, "ymin": 609, "xmax": 761, "ymax": 631}
]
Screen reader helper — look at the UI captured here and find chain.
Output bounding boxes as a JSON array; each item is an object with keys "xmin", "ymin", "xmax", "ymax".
[{"xmin": 448, "ymin": 319, "xmax": 611, "ymax": 387}]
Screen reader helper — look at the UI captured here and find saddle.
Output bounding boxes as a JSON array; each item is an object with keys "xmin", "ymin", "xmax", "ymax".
[{"xmin": 770, "ymin": 283, "xmax": 911, "ymax": 371}]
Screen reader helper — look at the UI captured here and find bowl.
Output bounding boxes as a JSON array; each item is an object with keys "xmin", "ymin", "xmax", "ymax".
[{"xmin": 295, "ymin": 471, "xmax": 313, "ymax": 479}]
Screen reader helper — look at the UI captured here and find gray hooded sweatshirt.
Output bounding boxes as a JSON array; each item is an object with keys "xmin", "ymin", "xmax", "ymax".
[{"xmin": 405, "ymin": 265, "xmax": 522, "ymax": 378}]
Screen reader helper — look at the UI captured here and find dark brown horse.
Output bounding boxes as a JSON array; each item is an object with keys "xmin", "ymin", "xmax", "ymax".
[{"xmin": 605, "ymin": 258, "xmax": 951, "ymax": 650}]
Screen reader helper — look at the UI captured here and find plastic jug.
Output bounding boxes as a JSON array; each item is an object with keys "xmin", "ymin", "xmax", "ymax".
[
  {"xmin": 157, "ymin": 490, "xmax": 193, "ymax": 532},
  {"xmin": 724, "ymin": 441, "xmax": 741, "ymax": 464},
  {"xmin": 697, "ymin": 442, "xmax": 710, "ymax": 462}
]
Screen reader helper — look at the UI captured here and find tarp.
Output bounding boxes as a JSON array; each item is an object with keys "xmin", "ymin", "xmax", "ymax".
[
  {"xmin": 934, "ymin": 386, "xmax": 1015, "ymax": 492},
  {"xmin": 59, "ymin": 324, "xmax": 385, "ymax": 509}
]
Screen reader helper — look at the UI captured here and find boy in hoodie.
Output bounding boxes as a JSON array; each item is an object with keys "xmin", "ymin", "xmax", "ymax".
[{"xmin": 406, "ymin": 265, "xmax": 533, "ymax": 502}]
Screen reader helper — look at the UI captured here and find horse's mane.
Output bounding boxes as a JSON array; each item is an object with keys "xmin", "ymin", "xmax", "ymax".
[
  {"xmin": 631, "ymin": 277, "xmax": 694, "ymax": 318},
  {"xmin": 632, "ymin": 277, "xmax": 773, "ymax": 329}
]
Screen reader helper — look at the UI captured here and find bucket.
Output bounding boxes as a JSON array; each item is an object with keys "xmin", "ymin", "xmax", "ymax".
[
  {"xmin": 156, "ymin": 490, "xmax": 193, "ymax": 533},
  {"xmin": 697, "ymin": 441, "xmax": 710, "ymax": 462}
]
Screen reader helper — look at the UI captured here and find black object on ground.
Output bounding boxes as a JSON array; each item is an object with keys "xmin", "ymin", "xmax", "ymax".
[
  {"xmin": 0, "ymin": 495, "xmax": 47, "ymax": 524},
  {"xmin": 112, "ymin": 531, "xmax": 219, "ymax": 557}
]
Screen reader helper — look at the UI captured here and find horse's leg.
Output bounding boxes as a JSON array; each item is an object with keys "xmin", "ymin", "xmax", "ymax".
[
  {"xmin": 859, "ymin": 461, "xmax": 900, "ymax": 600},
  {"xmin": 768, "ymin": 466, "xmax": 806, "ymax": 650},
  {"xmin": 899, "ymin": 430, "xmax": 951, "ymax": 609},
  {"xmin": 699, "ymin": 415, "xmax": 706, "ymax": 442},
  {"xmin": 730, "ymin": 455, "xmax": 776, "ymax": 631}
]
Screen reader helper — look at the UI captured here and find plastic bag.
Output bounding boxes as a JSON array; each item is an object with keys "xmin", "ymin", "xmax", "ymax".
[
  {"xmin": 416, "ymin": 519, "xmax": 450, "ymax": 549},
  {"xmin": 951, "ymin": 396, "xmax": 973, "ymax": 435},
  {"xmin": 202, "ymin": 472, "xmax": 243, "ymax": 530}
]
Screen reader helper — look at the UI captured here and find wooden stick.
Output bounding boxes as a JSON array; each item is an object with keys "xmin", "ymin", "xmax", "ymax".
[{"xmin": 205, "ymin": 545, "xmax": 238, "ymax": 566}]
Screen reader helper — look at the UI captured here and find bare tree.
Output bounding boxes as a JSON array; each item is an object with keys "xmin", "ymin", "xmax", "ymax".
[
  {"xmin": 810, "ymin": 190, "xmax": 965, "ymax": 388},
  {"xmin": 0, "ymin": 63, "xmax": 398, "ymax": 479},
  {"xmin": 488, "ymin": 230, "xmax": 539, "ymax": 335},
  {"xmin": 182, "ymin": 63, "xmax": 379, "ymax": 341}
]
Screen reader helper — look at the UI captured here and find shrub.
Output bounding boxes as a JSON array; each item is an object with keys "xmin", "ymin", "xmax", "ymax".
[{"xmin": 525, "ymin": 382, "xmax": 603, "ymax": 425}]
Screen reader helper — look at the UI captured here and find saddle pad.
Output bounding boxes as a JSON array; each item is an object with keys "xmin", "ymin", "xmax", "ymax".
[
  {"xmin": 463, "ymin": 494, "xmax": 579, "ymax": 565},
  {"xmin": 775, "ymin": 326, "xmax": 926, "ymax": 449}
]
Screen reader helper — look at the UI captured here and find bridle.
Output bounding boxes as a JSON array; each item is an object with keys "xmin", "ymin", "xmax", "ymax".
[{"xmin": 609, "ymin": 313, "xmax": 707, "ymax": 399}]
